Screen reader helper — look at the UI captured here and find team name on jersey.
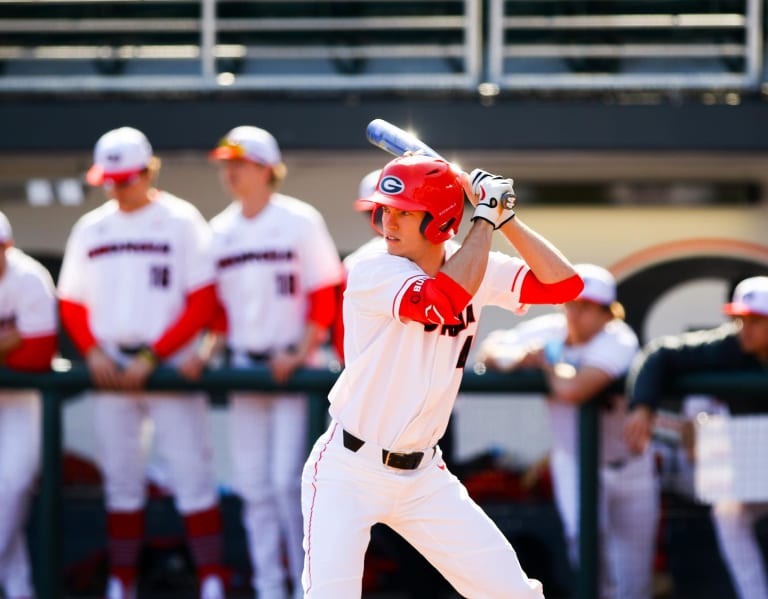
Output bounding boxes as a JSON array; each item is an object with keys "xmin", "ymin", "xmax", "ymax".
[
  {"xmin": 88, "ymin": 241, "xmax": 171, "ymax": 258},
  {"xmin": 424, "ymin": 303, "xmax": 476, "ymax": 337},
  {"xmin": 217, "ymin": 249, "xmax": 295, "ymax": 270},
  {"xmin": 423, "ymin": 303, "xmax": 477, "ymax": 369}
]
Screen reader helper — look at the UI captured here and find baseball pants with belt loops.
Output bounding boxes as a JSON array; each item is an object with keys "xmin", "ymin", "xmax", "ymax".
[{"xmin": 301, "ymin": 422, "xmax": 544, "ymax": 599}]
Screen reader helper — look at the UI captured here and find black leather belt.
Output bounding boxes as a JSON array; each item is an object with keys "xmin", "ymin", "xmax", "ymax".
[
  {"xmin": 342, "ymin": 429, "xmax": 428, "ymax": 471},
  {"xmin": 118, "ymin": 345, "xmax": 143, "ymax": 355}
]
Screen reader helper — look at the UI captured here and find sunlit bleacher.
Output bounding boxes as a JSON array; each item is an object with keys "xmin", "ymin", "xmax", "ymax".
[
  {"xmin": 488, "ymin": 0, "xmax": 762, "ymax": 90},
  {"xmin": 0, "ymin": 0, "xmax": 763, "ymax": 93},
  {"xmin": 0, "ymin": 0, "xmax": 481, "ymax": 92}
]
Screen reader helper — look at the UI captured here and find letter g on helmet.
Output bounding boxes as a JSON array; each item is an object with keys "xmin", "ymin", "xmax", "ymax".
[{"xmin": 379, "ymin": 175, "xmax": 405, "ymax": 195}]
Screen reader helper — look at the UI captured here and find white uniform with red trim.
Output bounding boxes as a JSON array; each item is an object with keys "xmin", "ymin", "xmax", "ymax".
[
  {"xmin": 57, "ymin": 192, "xmax": 219, "ymax": 514},
  {"xmin": 483, "ymin": 313, "xmax": 658, "ymax": 599},
  {"xmin": 301, "ymin": 240, "xmax": 544, "ymax": 599},
  {"xmin": 0, "ymin": 247, "xmax": 57, "ymax": 599},
  {"xmin": 210, "ymin": 194, "xmax": 343, "ymax": 599}
]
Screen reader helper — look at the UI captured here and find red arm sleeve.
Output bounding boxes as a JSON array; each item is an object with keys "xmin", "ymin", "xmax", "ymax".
[
  {"xmin": 519, "ymin": 272, "xmax": 584, "ymax": 305},
  {"xmin": 330, "ymin": 280, "xmax": 347, "ymax": 363},
  {"xmin": 60, "ymin": 298, "xmax": 98, "ymax": 356},
  {"xmin": 209, "ymin": 296, "xmax": 228, "ymax": 334},
  {"xmin": 398, "ymin": 272, "xmax": 472, "ymax": 325},
  {"xmin": 307, "ymin": 284, "xmax": 338, "ymax": 329},
  {"xmin": 5, "ymin": 334, "xmax": 57, "ymax": 372},
  {"xmin": 152, "ymin": 284, "xmax": 217, "ymax": 359}
]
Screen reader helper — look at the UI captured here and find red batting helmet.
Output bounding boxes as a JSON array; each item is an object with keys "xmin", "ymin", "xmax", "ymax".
[{"xmin": 359, "ymin": 155, "xmax": 465, "ymax": 244}]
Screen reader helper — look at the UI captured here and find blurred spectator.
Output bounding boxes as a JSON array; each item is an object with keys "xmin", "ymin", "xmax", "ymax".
[
  {"xmin": 205, "ymin": 125, "xmax": 344, "ymax": 599},
  {"xmin": 625, "ymin": 275, "xmax": 768, "ymax": 599},
  {"xmin": 0, "ymin": 210, "xmax": 57, "ymax": 599},
  {"xmin": 478, "ymin": 263, "xmax": 659, "ymax": 599},
  {"xmin": 58, "ymin": 127, "xmax": 226, "ymax": 599}
]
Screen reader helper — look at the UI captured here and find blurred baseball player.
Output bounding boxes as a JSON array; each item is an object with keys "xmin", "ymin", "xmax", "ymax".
[
  {"xmin": 625, "ymin": 275, "xmax": 768, "ymax": 599},
  {"xmin": 206, "ymin": 126, "xmax": 343, "ymax": 599},
  {"xmin": 478, "ymin": 264, "xmax": 659, "ymax": 599},
  {"xmin": 0, "ymin": 211, "xmax": 57, "ymax": 599},
  {"xmin": 58, "ymin": 127, "xmax": 227, "ymax": 599},
  {"xmin": 301, "ymin": 155, "xmax": 583, "ymax": 598}
]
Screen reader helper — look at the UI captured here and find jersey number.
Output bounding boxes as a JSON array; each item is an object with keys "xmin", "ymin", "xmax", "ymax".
[
  {"xmin": 456, "ymin": 335, "xmax": 473, "ymax": 369},
  {"xmin": 150, "ymin": 265, "xmax": 170, "ymax": 288},
  {"xmin": 276, "ymin": 273, "xmax": 296, "ymax": 296}
]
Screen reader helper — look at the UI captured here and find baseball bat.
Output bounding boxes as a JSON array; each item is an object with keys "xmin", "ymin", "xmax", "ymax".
[
  {"xmin": 365, "ymin": 118, "xmax": 514, "ymax": 209},
  {"xmin": 366, "ymin": 118, "xmax": 443, "ymax": 160}
]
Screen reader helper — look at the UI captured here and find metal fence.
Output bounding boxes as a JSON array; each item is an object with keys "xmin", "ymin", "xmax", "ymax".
[
  {"xmin": 0, "ymin": 0, "xmax": 762, "ymax": 93},
  {"xmin": 487, "ymin": 0, "xmax": 764, "ymax": 90},
  {"xmin": 3, "ymin": 365, "xmax": 767, "ymax": 599},
  {"xmin": 0, "ymin": 0, "xmax": 481, "ymax": 92}
]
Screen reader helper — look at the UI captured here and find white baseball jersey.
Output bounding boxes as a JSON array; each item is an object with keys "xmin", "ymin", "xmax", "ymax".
[
  {"xmin": 0, "ymin": 248, "xmax": 55, "ymax": 598},
  {"xmin": 330, "ymin": 240, "xmax": 530, "ymax": 451},
  {"xmin": 486, "ymin": 312, "xmax": 640, "ymax": 464},
  {"xmin": 342, "ymin": 235, "xmax": 385, "ymax": 272},
  {"xmin": 210, "ymin": 194, "xmax": 343, "ymax": 354},
  {"xmin": 0, "ymin": 247, "xmax": 57, "ymax": 342},
  {"xmin": 58, "ymin": 192, "xmax": 214, "ymax": 359}
]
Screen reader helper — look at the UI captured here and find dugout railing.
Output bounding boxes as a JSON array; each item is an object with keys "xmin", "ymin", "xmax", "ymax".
[{"xmin": 2, "ymin": 365, "xmax": 767, "ymax": 599}]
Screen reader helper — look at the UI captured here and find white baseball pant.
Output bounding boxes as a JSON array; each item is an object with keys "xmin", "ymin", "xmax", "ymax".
[
  {"xmin": 550, "ymin": 448, "xmax": 659, "ymax": 599},
  {"xmin": 229, "ymin": 391, "xmax": 307, "ymax": 599},
  {"xmin": 711, "ymin": 500, "xmax": 768, "ymax": 599},
  {"xmin": 0, "ymin": 392, "xmax": 40, "ymax": 598},
  {"xmin": 91, "ymin": 391, "xmax": 218, "ymax": 513},
  {"xmin": 301, "ymin": 423, "xmax": 544, "ymax": 599}
]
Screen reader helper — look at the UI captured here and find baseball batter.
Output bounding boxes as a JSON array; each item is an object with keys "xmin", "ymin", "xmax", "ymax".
[
  {"xmin": 334, "ymin": 170, "xmax": 455, "ymax": 598},
  {"xmin": 625, "ymin": 275, "xmax": 768, "ymax": 599},
  {"xmin": 58, "ymin": 127, "xmax": 226, "ymax": 599},
  {"xmin": 207, "ymin": 126, "xmax": 343, "ymax": 599},
  {"xmin": 301, "ymin": 155, "xmax": 584, "ymax": 598},
  {"xmin": 478, "ymin": 264, "xmax": 659, "ymax": 599},
  {"xmin": 0, "ymin": 211, "xmax": 57, "ymax": 599}
]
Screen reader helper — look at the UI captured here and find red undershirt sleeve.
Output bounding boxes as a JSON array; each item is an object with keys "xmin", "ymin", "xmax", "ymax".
[
  {"xmin": 60, "ymin": 298, "xmax": 98, "ymax": 356},
  {"xmin": 330, "ymin": 280, "xmax": 347, "ymax": 363},
  {"xmin": 209, "ymin": 296, "xmax": 229, "ymax": 334},
  {"xmin": 152, "ymin": 284, "xmax": 218, "ymax": 359},
  {"xmin": 5, "ymin": 334, "xmax": 57, "ymax": 372},
  {"xmin": 307, "ymin": 284, "xmax": 338, "ymax": 329},
  {"xmin": 518, "ymin": 272, "xmax": 584, "ymax": 305}
]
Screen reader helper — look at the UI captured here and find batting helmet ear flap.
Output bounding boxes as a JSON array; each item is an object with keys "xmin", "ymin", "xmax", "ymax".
[
  {"xmin": 419, "ymin": 212, "xmax": 433, "ymax": 238},
  {"xmin": 420, "ymin": 212, "xmax": 457, "ymax": 244},
  {"xmin": 370, "ymin": 206, "xmax": 384, "ymax": 236}
]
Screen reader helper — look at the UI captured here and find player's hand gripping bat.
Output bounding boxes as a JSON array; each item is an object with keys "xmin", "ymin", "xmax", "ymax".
[{"xmin": 365, "ymin": 118, "xmax": 515, "ymax": 211}]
